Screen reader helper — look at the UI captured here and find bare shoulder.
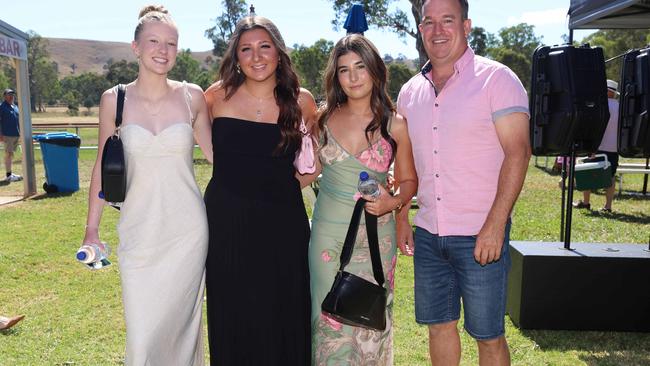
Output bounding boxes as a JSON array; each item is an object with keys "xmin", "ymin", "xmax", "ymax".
[
  {"xmin": 205, "ymin": 81, "xmax": 226, "ymax": 103},
  {"xmin": 184, "ymin": 82, "xmax": 205, "ymax": 96},
  {"xmin": 299, "ymin": 88, "xmax": 316, "ymax": 104},
  {"xmin": 99, "ymin": 87, "xmax": 118, "ymax": 111},
  {"xmin": 390, "ymin": 113, "xmax": 408, "ymax": 133},
  {"xmin": 298, "ymin": 88, "xmax": 317, "ymax": 117}
]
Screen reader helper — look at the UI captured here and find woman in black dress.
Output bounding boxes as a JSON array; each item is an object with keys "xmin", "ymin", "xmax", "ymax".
[{"xmin": 203, "ymin": 14, "xmax": 318, "ymax": 365}]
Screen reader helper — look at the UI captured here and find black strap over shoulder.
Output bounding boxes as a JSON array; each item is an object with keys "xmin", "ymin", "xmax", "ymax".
[
  {"xmin": 338, "ymin": 198, "xmax": 385, "ymax": 287},
  {"xmin": 115, "ymin": 84, "xmax": 126, "ymax": 127}
]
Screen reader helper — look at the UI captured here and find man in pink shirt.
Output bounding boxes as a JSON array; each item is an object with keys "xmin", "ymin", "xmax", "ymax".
[
  {"xmin": 396, "ymin": 0, "xmax": 531, "ymax": 365},
  {"xmin": 573, "ymin": 80, "xmax": 620, "ymax": 212}
]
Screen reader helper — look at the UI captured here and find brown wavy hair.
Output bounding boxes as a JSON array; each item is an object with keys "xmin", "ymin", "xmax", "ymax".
[
  {"xmin": 134, "ymin": 5, "xmax": 176, "ymax": 41},
  {"xmin": 318, "ymin": 34, "xmax": 397, "ymax": 161},
  {"xmin": 219, "ymin": 16, "xmax": 302, "ymax": 155}
]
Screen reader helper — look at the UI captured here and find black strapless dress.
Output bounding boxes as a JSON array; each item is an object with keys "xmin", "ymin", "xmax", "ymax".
[{"xmin": 204, "ymin": 117, "xmax": 311, "ymax": 365}]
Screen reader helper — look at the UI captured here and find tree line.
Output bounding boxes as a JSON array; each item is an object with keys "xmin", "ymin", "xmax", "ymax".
[{"xmin": 1, "ymin": 0, "xmax": 647, "ymax": 113}]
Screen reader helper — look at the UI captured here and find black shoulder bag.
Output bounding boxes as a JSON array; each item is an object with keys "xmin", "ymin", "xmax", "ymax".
[
  {"xmin": 321, "ymin": 198, "xmax": 388, "ymax": 331},
  {"xmin": 100, "ymin": 84, "xmax": 126, "ymax": 205}
]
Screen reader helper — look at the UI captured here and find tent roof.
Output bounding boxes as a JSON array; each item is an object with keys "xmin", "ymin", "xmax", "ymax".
[{"xmin": 569, "ymin": 0, "xmax": 650, "ymax": 29}]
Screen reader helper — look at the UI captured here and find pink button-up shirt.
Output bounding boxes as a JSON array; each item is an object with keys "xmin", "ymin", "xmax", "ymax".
[
  {"xmin": 598, "ymin": 98, "xmax": 619, "ymax": 152},
  {"xmin": 397, "ymin": 47, "xmax": 529, "ymax": 236}
]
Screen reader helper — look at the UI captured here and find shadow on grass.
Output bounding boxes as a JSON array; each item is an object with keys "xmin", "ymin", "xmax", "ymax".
[
  {"xmin": 0, "ymin": 328, "xmax": 20, "ymax": 336},
  {"xmin": 193, "ymin": 158, "xmax": 211, "ymax": 165},
  {"xmin": 584, "ymin": 209, "xmax": 650, "ymax": 225},
  {"xmin": 534, "ymin": 164, "xmax": 561, "ymax": 176},
  {"xmin": 615, "ymin": 192, "xmax": 650, "ymax": 201},
  {"xmin": 0, "ymin": 180, "xmax": 9, "ymax": 187},
  {"xmin": 30, "ymin": 192, "xmax": 75, "ymax": 200},
  {"xmin": 522, "ymin": 329, "xmax": 650, "ymax": 366}
]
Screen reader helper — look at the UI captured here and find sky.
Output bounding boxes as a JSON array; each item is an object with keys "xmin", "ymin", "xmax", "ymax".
[{"xmin": 2, "ymin": 0, "xmax": 595, "ymax": 59}]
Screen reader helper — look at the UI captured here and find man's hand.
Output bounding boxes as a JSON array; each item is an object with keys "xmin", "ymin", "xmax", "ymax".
[
  {"xmin": 473, "ymin": 222, "xmax": 505, "ymax": 266},
  {"xmin": 396, "ymin": 216, "xmax": 414, "ymax": 256}
]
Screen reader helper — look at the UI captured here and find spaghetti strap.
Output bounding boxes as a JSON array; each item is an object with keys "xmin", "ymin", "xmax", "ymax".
[{"xmin": 182, "ymin": 81, "xmax": 194, "ymax": 125}]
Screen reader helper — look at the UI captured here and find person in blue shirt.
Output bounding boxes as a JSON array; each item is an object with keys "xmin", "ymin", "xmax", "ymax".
[{"xmin": 0, "ymin": 88, "xmax": 22, "ymax": 182}]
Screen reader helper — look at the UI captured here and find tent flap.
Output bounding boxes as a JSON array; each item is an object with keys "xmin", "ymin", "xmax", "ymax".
[{"xmin": 569, "ymin": 0, "xmax": 650, "ymax": 29}]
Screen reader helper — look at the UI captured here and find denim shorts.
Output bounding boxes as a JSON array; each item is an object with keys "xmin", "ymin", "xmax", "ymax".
[{"xmin": 413, "ymin": 223, "xmax": 511, "ymax": 340}]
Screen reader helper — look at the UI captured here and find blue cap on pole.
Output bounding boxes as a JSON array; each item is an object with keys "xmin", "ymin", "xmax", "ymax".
[{"xmin": 344, "ymin": 4, "xmax": 369, "ymax": 35}]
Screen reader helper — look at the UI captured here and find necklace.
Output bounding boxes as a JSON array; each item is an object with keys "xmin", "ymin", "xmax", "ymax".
[
  {"xmin": 137, "ymin": 87, "xmax": 170, "ymax": 117},
  {"xmin": 242, "ymin": 85, "xmax": 275, "ymax": 122}
]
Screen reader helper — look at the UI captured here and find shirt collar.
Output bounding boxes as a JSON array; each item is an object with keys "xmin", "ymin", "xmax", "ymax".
[{"xmin": 420, "ymin": 46, "xmax": 475, "ymax": 80}]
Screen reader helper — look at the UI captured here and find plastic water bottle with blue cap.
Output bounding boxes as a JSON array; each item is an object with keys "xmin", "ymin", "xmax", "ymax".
[
  {"xmin": 358, "ymin": 171, "xmax": 381, "ymax": 198},
  {"xmin": 76, "ymin": 242, "xmax": 111, "ymax": 270}
]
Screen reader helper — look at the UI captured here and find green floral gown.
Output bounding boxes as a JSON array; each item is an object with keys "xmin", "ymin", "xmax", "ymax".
[{"xmin": 309, "ymin": 126, "xmax": 397, "ymax": 365}]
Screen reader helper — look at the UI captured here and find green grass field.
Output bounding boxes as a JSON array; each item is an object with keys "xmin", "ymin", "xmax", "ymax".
[{"xmin": 1, "ymin": 134, "xmax": 649, "ymax": 364}]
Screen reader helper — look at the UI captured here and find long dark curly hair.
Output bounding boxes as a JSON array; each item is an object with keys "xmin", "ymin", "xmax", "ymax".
[
  {"xmin": 219, "ymin": 15, "xmax": 302, "ymax": 155},
  {"xmin": 318, "ymin": 34, "xmax": 397, "ymax": 161}
]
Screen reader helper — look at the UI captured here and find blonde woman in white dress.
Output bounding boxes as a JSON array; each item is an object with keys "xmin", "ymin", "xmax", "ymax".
[{"xmin": 82, "ymin": 5, "xmax": 212, "ymax": 365}]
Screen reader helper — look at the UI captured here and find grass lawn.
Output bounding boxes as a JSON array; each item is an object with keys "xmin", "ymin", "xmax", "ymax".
[{"xmin": 1, "ymin": 134, "xmax": 649, "ymax": 364}]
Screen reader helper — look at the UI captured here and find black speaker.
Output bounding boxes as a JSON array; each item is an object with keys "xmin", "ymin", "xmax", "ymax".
[
  {"xmin": 619, "ymin": 46, "xmax": 650, "ymax": 158},
  {"xmin": 507, "ymin": 241, "xmax": 650, "ymax": 332},
  {"xmin": 530, "ymin": 44, "xmax": 610, "ymax": 156}
]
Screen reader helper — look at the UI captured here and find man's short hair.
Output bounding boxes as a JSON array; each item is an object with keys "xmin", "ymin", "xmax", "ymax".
[{"xmin": 422, "ymin": 0, "xmax": 469, "ymax": 20}]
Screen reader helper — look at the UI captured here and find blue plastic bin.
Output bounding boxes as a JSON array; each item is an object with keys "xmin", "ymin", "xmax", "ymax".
[{"xmin": 33, "ymin": 132, "xmax": 81, "ymax": 193}]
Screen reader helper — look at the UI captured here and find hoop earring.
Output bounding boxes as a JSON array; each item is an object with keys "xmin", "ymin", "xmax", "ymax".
[{"xmin": 236, "ymin": 64, "xmax": 241, "ymax": 74}]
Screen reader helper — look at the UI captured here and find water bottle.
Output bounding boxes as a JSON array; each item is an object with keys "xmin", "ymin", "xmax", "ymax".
[
  {"xmin": 358, "ymin": 171, "xmax": 381, "ymax": 198},
  {"xmin": 76, "ymin": 242, "xmax": 112, "ymax": 270}
]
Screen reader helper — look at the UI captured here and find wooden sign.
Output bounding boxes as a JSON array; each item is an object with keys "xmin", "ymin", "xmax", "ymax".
[{"xmin": 0, "ymin": 35, "xmax": 27, "ymax": 60}]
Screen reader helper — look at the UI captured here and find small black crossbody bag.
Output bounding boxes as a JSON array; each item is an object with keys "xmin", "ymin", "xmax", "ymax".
[
  {"xmin": 100, "ymin": 84, "xmax": 126, "ymax": 206},
  {"xmin": 321, "ymin": 198, "xmax": 388, "ymax": 331}
]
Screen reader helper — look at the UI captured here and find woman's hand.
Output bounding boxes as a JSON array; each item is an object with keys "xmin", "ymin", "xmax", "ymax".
[
  {"xmin": 362, "ymin": 184, "xmax": 401, "ymax": 216},
  {"xmin": 82, "ymin": 227, "xmax": 101, "ymax": 246}
]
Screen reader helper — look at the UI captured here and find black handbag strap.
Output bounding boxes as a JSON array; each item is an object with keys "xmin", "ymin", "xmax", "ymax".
[
  {"xmin": 115, "ymin": 84, "xmax": 126, "ymax": 128},
  {"xmin": 338, "ymin": 198, "xmax": 385, "ymax": 287}
]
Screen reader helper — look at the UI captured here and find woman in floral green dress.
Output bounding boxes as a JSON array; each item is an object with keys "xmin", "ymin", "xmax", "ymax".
[{"xmin": 309, "ymin": 34, "xmax": 418, "ymax": 365}]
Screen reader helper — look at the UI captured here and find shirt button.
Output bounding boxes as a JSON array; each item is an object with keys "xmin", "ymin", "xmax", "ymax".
[
  {"xmin": 434, "ymin": 150, "xmax": 438, "ymax": 154},
  {"xmin": 433, "ymin": 126, "xmax": 438, "ymax": 130},
  {"xmin": 437, "ymin": 197, "xmax": 441, "ymax": 201},
  {"xmin": 435, "ymin": 103, "xmax": 439, "ymax": 107},
  {"xmin": 435, "ymin": 174, "xmax": 439, "ymax": 178}
]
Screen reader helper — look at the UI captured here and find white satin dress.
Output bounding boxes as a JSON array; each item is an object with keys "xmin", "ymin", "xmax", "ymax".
[{"xmin": 116, "ymin": 101, "xmax": 208, "ymax": 365}]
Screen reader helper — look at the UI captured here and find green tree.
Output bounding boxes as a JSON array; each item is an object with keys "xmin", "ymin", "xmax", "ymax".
[
  {"xmin": 329, "ymin": 0, "xmax": 427, "ymax": 66},
  {"xmin": 104, "ymin": 59, "xmax": 138, "ymax": 85},
  {"xmin": 30, "ymin": 58, "xmax": 60, "ymax": 112},
  {"xmin": 494, "ymin": 23, "xmax": 541, "ymax": 60},
  {"xmin": 469, "ymin": 26, "xmax": 497, "ymax": 57},
  {"xmin": 61, "ymin": 72, "xmax": 111, "ymax": 106},
  {"xmin": 290, "ymin": 39, "xmax": 334, "ymax": 101},
  {"xmin": 0, "ymin": 67, "xmax": 9, "ymax": 92},
  {"xmin": 387, "ymin": 62, "xmax": 415, "ymax": 102},
  {"xmin": 205, "ymin": 0, "xmax": 248, "ymax": 57},
  {"xmin": 486, "ymin": 23, "xmax": 543, "ymax": 91},
  {"xmin": 169, "ymin": 50, "xmax": 203, "ymax": 84},
  {"xmin": 580, "ymin": 29, "xmax": 650, "ymax": 80},
  {"xmin": 26, "ymin": 32, "xmax": 60, "ymax": 112}
]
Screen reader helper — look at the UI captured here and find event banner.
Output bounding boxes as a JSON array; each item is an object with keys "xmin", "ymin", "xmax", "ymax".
[{"xmin": 0, "ymin": 35, "xmax": 27, "ymax": 60}]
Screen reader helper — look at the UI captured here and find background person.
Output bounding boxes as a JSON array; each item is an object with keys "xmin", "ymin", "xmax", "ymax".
[
  {"xmin": 82, "ymin": 5, "xmax": 212, "ymax": 365},
  {"xmin": 202, "ymin": 14, "xmax": 317, "ymax": 365},
  {"xmin": 573, "ymin": 79, "xmax": 620, "ymax": 212},
  {"xmin": 309, "ymin": 34, "xmax": 417, "ymax": 365},
  {"xmin": 397, "ymin": 0, "xmax": 531, "ymax": 364},
  {"xmin": 0, "ymin": 88, "xmax": 22, "ymax": 182}
]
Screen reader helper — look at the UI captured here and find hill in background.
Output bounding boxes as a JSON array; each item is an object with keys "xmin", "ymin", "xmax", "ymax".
[{"xmin": 46, "ymin": 37, "xmax": 213, "ymax": 77}]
